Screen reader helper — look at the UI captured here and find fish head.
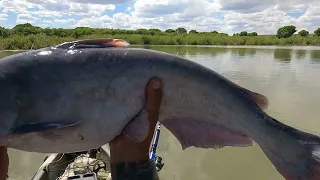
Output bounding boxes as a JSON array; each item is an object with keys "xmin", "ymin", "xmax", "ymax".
[
  {"xmin": 0, "ymin": 81, "xmax": 20, "ymax": 146},
  {"xmin": 0, "ymin": 50, "xmax": 44, "ymax": 146}
]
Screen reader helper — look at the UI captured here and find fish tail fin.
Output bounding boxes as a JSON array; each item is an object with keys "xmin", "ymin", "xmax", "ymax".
[{"xmin": 260, "ymin": 116, "xmax": 320, "ymax": 180}]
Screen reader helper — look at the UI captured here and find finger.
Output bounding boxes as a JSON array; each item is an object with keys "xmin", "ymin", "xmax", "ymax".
[
  {"xmin": 144, "ymin": 78, "xmax": 163, "ymax": 142},
  {"xmin": 0, "ymin": 146, "xmax": 8, "ymax": 180},
  {"xmin": 145, "ymin": 78, "xmax": 163, "ymax": 114}
]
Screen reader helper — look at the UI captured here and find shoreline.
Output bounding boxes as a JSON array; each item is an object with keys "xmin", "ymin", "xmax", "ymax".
[
  {"xmin": 133, "ymin": 44, "xmax": 320, "ymax": 50},
  {"xmin": 2, "ymin": 44, "xmax": 320, "ymax": 52}
]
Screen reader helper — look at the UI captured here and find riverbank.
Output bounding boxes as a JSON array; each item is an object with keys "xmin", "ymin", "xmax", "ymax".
[{"xmin": 1, "ymin": 34, "xmax": 320, "ymax": 50}]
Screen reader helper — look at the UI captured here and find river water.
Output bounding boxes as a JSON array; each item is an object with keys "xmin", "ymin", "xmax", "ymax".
[{"xmin": 1, "ymin": 45, "xmax": 320, "ymax": 180}]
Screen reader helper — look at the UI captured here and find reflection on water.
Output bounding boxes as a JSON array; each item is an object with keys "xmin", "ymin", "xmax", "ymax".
[
  {"xmin": 274, "ymin": 49, "xmax": 292, "ymax": 62},
  {"xmin": 1, "ymin": 46, "xmax": 320, "ymax": 180},
  {"xmin": 231, "ymin": 48, "xmax": 257, "ymax": 57},
  {"xmin": 295, "ymin": 49, "xmax": 307, "ymax": 59},
  {"xmin": 310, "ymin": 50, "xmax": 320, "ymax": 62}
]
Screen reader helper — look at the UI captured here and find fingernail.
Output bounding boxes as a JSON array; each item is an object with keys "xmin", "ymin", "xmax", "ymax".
[{"xmin": 152, "ymin": 80, "xmax": 161, "ymax": 89}]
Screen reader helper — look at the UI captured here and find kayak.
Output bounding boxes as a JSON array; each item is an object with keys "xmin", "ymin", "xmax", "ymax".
[
  {"xmin": 31, "ymin": 122, "xmax": 164, "ymax": 180},
  {"xmin": 31, "ymin": 145, "xmax": 112, "ymax": 180}
]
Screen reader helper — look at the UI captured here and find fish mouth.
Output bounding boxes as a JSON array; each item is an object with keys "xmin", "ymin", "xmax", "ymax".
[{"xmin": 107, "ymin": 39, "xmax": 130, "ymax": 47}]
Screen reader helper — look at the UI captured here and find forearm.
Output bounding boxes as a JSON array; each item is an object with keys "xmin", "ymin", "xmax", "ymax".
[
  {"xmin": 110, "ymin": 160, "xmax": 159, "ymax": 180},
  {"xmin": 0, "ymin": 146, "xmax": 8, "ymax": 180}
]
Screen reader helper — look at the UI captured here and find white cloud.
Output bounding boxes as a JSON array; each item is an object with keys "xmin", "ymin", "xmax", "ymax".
[
  {"xmin": 75, "ymin": 15, "xmax": 113, "ymax": 28},
  {"xmin": 0, "ymin": 0, "xmax": 319, "ymax": 35},
  {"xmin": 218, "ymin": 0, "xmax": 274, "ymax": 13},
  {"xmin": 133, "ymin": 0, "xmax": 220, "ymax": 18},
  {"xmin": 112, "ymin": 13, "xmax": 133, "ymax": 29},
  {"xmin": 0, "ymin": 14, "xmax": 8, "ymax": 21},
  {"xmin": 54, "ymin": 18, "xmax": 76, "ymax": 24},
  {"xmin": 17, "ymin": 13, "xmax": 37, "ymax": 24},
  {"xmin": 0, "ymin": 0, "xmax": 34, "ymax": 13},
  {"xmin": 67, "ymin": 2, "xmax": 115, "ymax": 16},
  {"xmin": 0, "ymin": 0, "xmax": 115, "ymax": 17},
  {"xmin": 69, "ymin": 0, "xmax": 131, "ymax": 5},
  {"xmin": 30, "ymin": 10, "xmax": 63, "ymax": 18}
]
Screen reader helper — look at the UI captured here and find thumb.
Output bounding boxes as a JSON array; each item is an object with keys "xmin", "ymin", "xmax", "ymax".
[
  {"xmin": 144, "ymin": 78, "xmax": 163, "ymax": 142},
  {"xmin": 145, "ymin": 78, "xmax": 163, "ymax": 115}
]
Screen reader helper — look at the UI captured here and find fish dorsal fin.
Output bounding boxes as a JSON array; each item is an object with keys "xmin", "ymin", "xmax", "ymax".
[
  {"xmin": 246, "ymin": 90, "xmax": 269, "ymax": 110},
  {"xmin": 55, "ymin": 38, "xmax": 130, "ymax": 50}
]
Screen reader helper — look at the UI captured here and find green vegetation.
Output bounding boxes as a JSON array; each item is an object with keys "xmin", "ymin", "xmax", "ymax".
[
  {"xmin": 1, "ymin": 23, "xmax": 320, "ymax": 50},
  {"xmin": 315, "ymin": 28, "xmax": 320, "ymax": 36},
  {"xmin": 276, "ymin": 25, "xmax": 297, "ymax": 38},
  {"xmin": 299, "ymin": 30, "xmax": 309, "ymax": 37}
]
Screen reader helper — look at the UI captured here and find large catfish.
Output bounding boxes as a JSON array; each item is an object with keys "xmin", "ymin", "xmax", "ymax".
[{"xmin": 0, "ymin": 39, "xmax": 319, "ymax": 179}]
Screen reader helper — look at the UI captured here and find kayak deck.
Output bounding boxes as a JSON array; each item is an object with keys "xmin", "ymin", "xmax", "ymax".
[
  {"xmin": 31, "ymin": 145, "xmax": 112, "ymax": 180},
  {"xmin": 31, "ymin": 122, "xmax": 164, "ymax": 180}
]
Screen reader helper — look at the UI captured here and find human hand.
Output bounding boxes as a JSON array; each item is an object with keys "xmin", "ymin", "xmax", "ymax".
[
  {"xmin": 109, "ymin": 77, "xmax": 163, "ymax": 163},
  {"xmin": 0, "ymin": 146, "xmax": 8, "ymax": 180}
]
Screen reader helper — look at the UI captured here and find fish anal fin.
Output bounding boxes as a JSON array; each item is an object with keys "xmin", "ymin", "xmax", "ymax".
[
  {"xmin": 122, "ymin": 109, "xmax": 149, "ymax": 142},
  {"xmin": 161, "ymin": 118, "xmax": 253, "ymax": 150}
]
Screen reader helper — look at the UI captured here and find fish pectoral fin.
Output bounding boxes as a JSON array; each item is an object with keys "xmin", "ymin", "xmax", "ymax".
[
  {"xmin": 9, "ymin": 121, "xmax": 82, "ymax": 141},
  {"xmin": 37, "ymin": 130, "xmax": 63, "ymax": 141},
  {"xmin": 123, "ymin": 109, "xmax": 149, "ymax": 142},
  {"xmin": 161, "ymin": 118, "xmax": 253, "ymax": 150},
  {"xmin": 10, "ymin": 121, "xmax": 82, "ymax": 134}
]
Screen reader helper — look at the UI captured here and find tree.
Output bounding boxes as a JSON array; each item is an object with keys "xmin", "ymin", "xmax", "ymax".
[
  {"xmin": 136, "ymin": 29, "xmax": 148, "ymax": 35},
  {"xmin": 11, "ymin": 23, "xmax": 43, "ymax": 36},
  {"xmin": 189, "ymin": 30, "xmax": 198, "ymax": 34},
  {"xmin": 0, "ymin": 26, "xmax": 10, "ymax": 37},
  {"xmin": 165, "ymin": 29, "xmax": 175, "ymax": 33},
  {"xmin": 176, "ymin": 27, "xmax": 187, "ymax": 34},
  {"xmin": 148, "ymin": 28, "xmax": 162, "ymax": 35},
  {"xmin": 219, "ymin": 33, "xmax": 229, "ymax": 36},
  {"xmin": 248, "ymin": 32, "xmax": 258, "ymax": 36},
  {"xmin": 276, "ymin": 25, "xmax": 297, "ymax": 38},
  {"xmin": 239, "ymin": 31, "xmax": 248, "ymax": 36},
  {"xmin": 298, "ymin": 30, "xmax": 309, "ymax": 37},
  {"xmin": 72, "ymin": 27, "xmax": 94, "ymax": 38},
  {"xmin": 314, "ymin": 28, "xmax": 320, "ymax": 36}
]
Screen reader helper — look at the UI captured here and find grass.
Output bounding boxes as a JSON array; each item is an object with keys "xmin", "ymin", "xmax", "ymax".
[{"xmin": 1, "ymin": 33, "xmax": 320, "ymax": 50}]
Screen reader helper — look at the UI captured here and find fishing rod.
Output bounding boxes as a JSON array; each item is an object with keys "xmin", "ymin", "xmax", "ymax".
[{"xmin": 149, "ymin": 121, "xmax": 164, "ymax": 172}]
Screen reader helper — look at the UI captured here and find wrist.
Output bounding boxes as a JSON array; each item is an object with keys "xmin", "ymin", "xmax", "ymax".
[
  {"xmin": 109, "ymin": 145, "xmax": 150, "ymax": 163},
  {"xmin": 110, "ymin": 160, "xmax": 159, "ymax": 180}
]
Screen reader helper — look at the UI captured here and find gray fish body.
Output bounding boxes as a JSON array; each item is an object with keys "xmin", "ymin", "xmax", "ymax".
[
  {"xmin": 0, "ymin": 47, "xmax": 255, "ymax": 149},
  {"xmin": 0, "ymin": 45, "xmax": 320, "ymax": 180}
]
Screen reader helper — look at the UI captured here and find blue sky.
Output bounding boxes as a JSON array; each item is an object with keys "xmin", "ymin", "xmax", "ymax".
[{"xmin": 0, "ymin": 0, "xmax": 317, "ymax": 35}]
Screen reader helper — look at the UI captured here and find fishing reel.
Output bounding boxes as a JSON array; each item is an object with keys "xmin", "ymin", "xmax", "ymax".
[{"xmin": 154, "ymin": 155, "xmax": 164, "ymax": 172}]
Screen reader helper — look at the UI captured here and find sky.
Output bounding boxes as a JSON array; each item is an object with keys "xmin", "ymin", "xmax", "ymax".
[{"xmin": 0, "ymin": 0, "xmax": 319, "ymax": 35}]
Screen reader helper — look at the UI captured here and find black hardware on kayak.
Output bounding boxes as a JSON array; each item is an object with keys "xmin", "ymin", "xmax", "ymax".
[{"xmin": 149, "ymin": 121, "xmax": 164, "ymax": 172}]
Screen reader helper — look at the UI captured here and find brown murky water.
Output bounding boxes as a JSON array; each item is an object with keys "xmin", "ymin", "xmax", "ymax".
[{"xmin": 2, "ymin": 46, "xmax": 320, "ymax": 180}]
